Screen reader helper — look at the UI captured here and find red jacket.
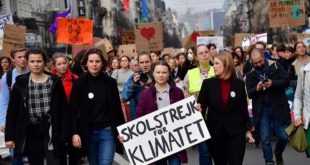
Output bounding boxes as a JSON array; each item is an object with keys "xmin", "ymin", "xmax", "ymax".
[{"xmin": 51, "ymin": 68, "xmax": 78, "ymax": 102}]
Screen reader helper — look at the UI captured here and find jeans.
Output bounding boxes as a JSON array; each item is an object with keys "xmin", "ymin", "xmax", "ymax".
[
  {"xmin": 259, "ymin": 106, "xmax": 289, "ymax": 163},
  {"xmin": 155, "ymin": 154, "xmax": 181, "ymax": 165},
  {"xmin": 88, "ymin": 128, "xmax": 116, "ymax": 165},
  {"xmin": 198, "ymin": 141, "xmax": 212, "ymax": 165},
  {"xmin": 10, "ymin": 149, "xmax": 23, "ymax": 165}
]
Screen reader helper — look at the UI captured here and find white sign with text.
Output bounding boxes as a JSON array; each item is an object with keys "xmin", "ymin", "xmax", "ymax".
[
  {"xmin": 197, "ymin": 36, "xmax": 224, "ymax": 50},
  {"xmin": 117, "ymin": 96, "xmax": 210, "ymax": 165}
]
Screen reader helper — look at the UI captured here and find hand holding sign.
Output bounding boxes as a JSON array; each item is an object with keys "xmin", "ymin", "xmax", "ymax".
[{"xmin": 117, "ymin": 96, "xmax": 210, "ymax": 165}]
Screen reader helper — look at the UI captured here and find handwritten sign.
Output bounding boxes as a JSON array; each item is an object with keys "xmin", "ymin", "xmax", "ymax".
[
  {"xmin": 134, "ymin": 22, "xmax": 163, "ymax": 52},
  {"xmin": 122, "ymin": 30, "xmax": 135, "ymax": 45},
  {"xmin": 269, "ymin": 0, "xmax": 306, "ymax": 27},
  {"xmin": 2, "ymin": 24, "xmax": 26, "ymax": 57},
  {"xmin": 241, "ymin": 33, "xmax": 268, "ymax": 50},
  {"xmin": 117, "ymin": 96, "xmax": 210, "ymax": 165},
  {"xmin": 196, "ymin": 36, "xmax": 224, "ymax": 50},
  {"xmin": 56, "ymin": 18, "xmax": 93, "ymax": 45},
  {"xmin": 118, "ymin": 44, "xmax": 137, "ymax": 58}
]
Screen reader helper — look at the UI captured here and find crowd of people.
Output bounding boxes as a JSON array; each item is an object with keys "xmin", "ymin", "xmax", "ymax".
[{"xmin": 0, "ymin": 40, "xmax": 309, "ymax": 165}]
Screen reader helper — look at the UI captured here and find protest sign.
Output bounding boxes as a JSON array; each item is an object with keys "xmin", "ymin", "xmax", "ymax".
[
  {"xmin": 269, "ymin": 0, "xmax": 306, "ymax": 27},
  {"xmin": 0, "ymin": 14, "xmax": 13, "ymax": 50},
  {"xmin": 117, "ymin": 96, "xmax": 210, "ymax": 165},
  {"xmin": 118, "ymin": 44, "xmax": 137, "ymax": 58},
  {"xmin": 72, "ymin": 37, "xmax": 109, "ymax": 60},
  {"xmin": 95, "ymin": 38, "xmax": 113, "ymax": 53},
  {"xmin": 296, "ymin": 33, "xmax": 310, "ymax": 46},
  {"xmin": 183, "ymin": 30, "xmax": 216, "ymax": 49},
  {"xmin": 160, "ymin": 47, "xmax": 174, "ymax": 57},
  {"xmin": 241, "ymin": 33, "xmax": 268, "ymax": 51},
  {"xmin": 56, "ymin": 18, "xmax": 93, "ymax": 45},
  {"xmin": 234, "ymin": 33, "xmax": 255, "ymax": 48},
  {"xmin": 196, "ymin": 36, "xmax": 224, "ymax": 50},
  {"xmin": 2, "ymin": 24, "xmax": 26, "ymax": 57},
  {"xmin": 134, "ymin": 22, "xmax": 163, "ymax": 52},
  {"xmin": 122, "ymin": 30, "xmax": 135, "ymax": 45}
]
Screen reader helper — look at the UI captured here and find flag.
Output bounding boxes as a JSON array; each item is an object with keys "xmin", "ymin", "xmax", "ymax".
[
  {"xmin": 56, "ymin": 18, "xmax": 93, "ymax": 45},
  {"xmin": 49, "ymin": 6, "xmax": 71, "ymax": 33},
  {"xmin": 141, "ymin": 0, "xmax": 148, "ymax": 21},
  {"xmin": 123, "ymin": 0, "xmax": 130, "ymax": 13}
]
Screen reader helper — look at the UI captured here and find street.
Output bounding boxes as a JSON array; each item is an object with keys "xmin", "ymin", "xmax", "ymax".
[{"xmin": 2, "ymin": 142, "xmax": 308, "ymax": 165}]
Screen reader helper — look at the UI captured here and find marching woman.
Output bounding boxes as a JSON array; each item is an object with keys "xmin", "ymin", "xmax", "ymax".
[
  {"xmin": 136, "ymin": 61, "xmax": 188, "ymax": 165},
  {"xmin": 5, "ymin": 48, "xmax": 68, "ymax": 165},
  {"xmin": 183, "ymin": 44, "xmax": 214, "ymax": 165},
  {"xmin": 70, "ymin": 48, "xmax": 125, "ymax": 165},
  {"xmin": 51, "ymin": 53, "xmax": 79, "ymax": 165},
  {"xmin": 197, "ymin": 51, "xmax": 255, "ymax": 165}
]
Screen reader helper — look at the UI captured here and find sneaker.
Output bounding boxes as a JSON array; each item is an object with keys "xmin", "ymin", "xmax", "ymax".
[
  {"xmin": 265, "ymin": 162, "xmax": 275, "ymax": 165},
  {"xmin": 274, "ymin": 151, "xmax": 283, "ymax": 165}
]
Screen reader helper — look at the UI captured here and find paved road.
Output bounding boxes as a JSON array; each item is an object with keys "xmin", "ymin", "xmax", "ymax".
[{"xmin": 2, "ymin": 143, "xmax": 309, "ymax": 164}]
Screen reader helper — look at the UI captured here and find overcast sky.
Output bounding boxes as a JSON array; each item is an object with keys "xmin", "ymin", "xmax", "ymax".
[{"xmin": 163, "ymin": 0, "xmax": 226, "ymax": 14}]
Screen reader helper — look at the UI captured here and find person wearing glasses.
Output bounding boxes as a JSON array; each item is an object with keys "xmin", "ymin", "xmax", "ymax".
[
  {"xmin": 183, "ymin": 44, "xmax": 214, "ymax": 165},
  {"xmin": 71, "ymin": 48, "xmax": 125, "ymax": 165}
]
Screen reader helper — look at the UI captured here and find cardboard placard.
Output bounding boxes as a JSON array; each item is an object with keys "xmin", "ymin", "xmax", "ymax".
[
  {"xmin": 71, "ymin": 37, "xmax": 107, "ymax": 60},
  {"xmin": 95, "ymin": 38, "xmax": 113, "ymax": 53},
  {"xmin": 3, "ymin": 24, "xmax": 26, "ymax": 45},
  {"xmin": 134, "ymin": 22, "xmax": 164, "ymax": 52},
  {"xmin": 183, "ymin": 30, "xmax": 216, "ymax": 49},
  {"xmin": 269, "ymin": 0, "xmax": 306, "ymax": 27},
  {"xmin": 197, "ymin": 36, "xmax": 224, "ymax": 50},
  {"xmin": 118, "ymin": 44, "xmax": 137, "ymax": 58},
  {"xmin": 56, "ymin": 18, "xmax": 93, "ymax": 45},
  {"xmin": 160, "ymin": 47, "xmax": 174, "ymax": 57},
  {"xmin": 234, "ymin": 33, "xmax": 255, "ymax": 48},
  {"xmin": 122, "ymin": 30, "xmax": 135, "ymax": 45},
  {"xmin": 117, "ymin": 96, "xmax": 210, "ymax": 165},
  {"xmin": 1, "ymin": 24, "xmax": 26, "ymax": 57},
  {"xmin": 296, "ymin": 33, "xmax": 310, "ymax": 46}
]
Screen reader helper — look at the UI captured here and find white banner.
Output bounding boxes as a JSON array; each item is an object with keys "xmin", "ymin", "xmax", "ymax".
[
  {"xmin": 242, "ymin": 33, "xmax": 268, "ymax": 50},
  {"xmin": 117, "ymin": 96, "xmax": 210, "ymax": 165},
  {"xmin": 0, "ymin": 14, "xmax": 13, "ymax": 50},
  {"xmin": 196, "ymin": 36, "xmax": 224, "ymax": 50}
]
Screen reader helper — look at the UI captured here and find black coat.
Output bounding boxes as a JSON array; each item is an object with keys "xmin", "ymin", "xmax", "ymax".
[
  {"xmin": 245, "ymin": 60, "xmax": 291, "ymax": 127},
  {"xmin": 5, "ymin": 73, "xmax": 68, "ymax": 158},
  {"xmin": 70, "ymin": 72, "xmax": 125, "ymax": 156},
  {"xmin": 197, "ymin": 78, "xmax": 252, "ymax": 137}
]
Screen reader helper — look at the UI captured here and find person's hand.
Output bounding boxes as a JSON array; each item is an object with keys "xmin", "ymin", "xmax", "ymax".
[
  {"xmin": 175, "ymin": 78, "xmax": 180, "ymax": 83},
  {"xmin": 256, "ymin": 81, "xmax": 263, "ymax": 91},
  {"xmin": 294, "ymin": 117, "xmax": 303, "ymax": 126},
  {"xmin": 194, "ymin": 103, "xmax": 202, "ymax": 112},
  {"xmin": 0, "ymin": 126, "xmax": 5, "ymax": 133},
  {"xmin": 72, "ymin": 134, "xmax": 82, "ymax": 148},
  {"xmin": 262, "ymin": 79, "xmax": 272, "ymax": 88},
  {"xmin": 246, "ymin": 131, "xmax": 255, "ymax": 144},
  {"xmin": 118, "ymin": 135, "xmax": 125, "ymax": 143},
  {"xmin": 5, "ymin": 141, "xmax": 15, "ymax": 148},
  {"xmin": 133, "ymin": 72, "xmax": 141, "ymax": 84}
]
